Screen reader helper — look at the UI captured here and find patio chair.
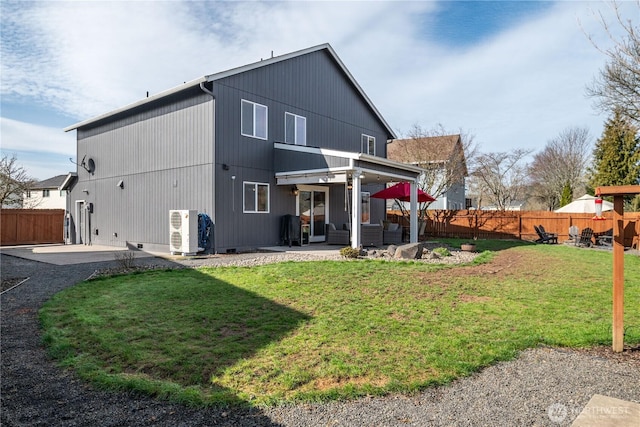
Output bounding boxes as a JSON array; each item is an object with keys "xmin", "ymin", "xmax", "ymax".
[
  {"xmin": 534, "ymin": 225, "xmax": 557, "ymax": 244},
  {"xmin": 595, "ymin": 228, "xmax": 613, "ymax": 246},
  {"xmin": 577, "ymin": 227, "xmax": 594, "ymax": 247},
  {"xmin": 568, "ymin": 225, "xmax": 580, "ymax": 245},
  {"xmin": 539, "ymin": 225, "xmax": 558, "ymax": 241},
  {"xmin": 383, "ymin": 222, "xmax": 403, "ymax": 245},
  {"xmin": 325, "ymin": 223, "xmax": 350, "ymax": 245}
]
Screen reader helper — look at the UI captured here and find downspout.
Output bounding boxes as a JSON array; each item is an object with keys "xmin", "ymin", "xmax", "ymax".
[{"xmin": 199, "ymin": 81, "xmax": 216, "ymax": 253}]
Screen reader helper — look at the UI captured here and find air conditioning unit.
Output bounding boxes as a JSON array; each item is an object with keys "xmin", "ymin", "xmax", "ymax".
[{"xmin": 169, "ymin": 210, "xmax": 198, "ymax": 256}]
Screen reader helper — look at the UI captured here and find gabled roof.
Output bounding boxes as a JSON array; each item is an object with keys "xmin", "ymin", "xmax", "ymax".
[
  {"xmin": 387, "ymin": 135, "xmax": 461, "ymax": 162},
  {"xmin": 387, "ymin": 134, "xmax": 468, "ymax": 177},
  {"xmin": 59, "ymin": 172, "xmax": 78, "ymax": 191},
  {"xmin": 31, "ymin": 174, "xmax": 68, "ymax": 189},
  {"xmin": 64, "ymin": 44, "xmax": 395, "ymax": 138}
]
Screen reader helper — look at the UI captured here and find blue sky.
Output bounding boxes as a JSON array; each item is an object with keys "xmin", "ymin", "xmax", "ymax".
[{"xmin": 1, "ymin": 0, "xmax": 634, "ymax": 180}]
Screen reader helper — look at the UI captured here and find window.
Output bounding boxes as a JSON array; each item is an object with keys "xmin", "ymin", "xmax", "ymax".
[
  {"xmin": 361, "ymin": 191, "xmax": 370, "ymax": 224},
  {"xmin": 43, "ymin": 189, "xmax": 50, "ymax": 198},
  {"xmin": 241, "ymin": 99, "xmax": 268, "ymax": 139},
  {"xmin": 243, "ymin": 182, "xmax": 270, "ymax": 213},
  {"xmin": 361, "ymin": 134, "xmax": 375, "ymax": 155},
  {"xmin": 26, "ymin": 191, "xmax": 31, "ymax": 198},
  {"xmin": 285, "ymin": 112, "xmax": 306, "ymax": 145}
]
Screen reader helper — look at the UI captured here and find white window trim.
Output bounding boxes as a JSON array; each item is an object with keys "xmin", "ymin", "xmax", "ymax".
[
  {"xmin": 243, "ymin": 181, "xmax": 270, "ymax": 213},
  {"xmin": 361, "ymin": 134, "xmax": 375, "ymax": 155},
  {"xmin": 241, "ymin": 99, "xmax": 268, "ymax": 140},
  {"xmin": 285, "ymin": 112, "xmax": 307, "ymax": 146}
]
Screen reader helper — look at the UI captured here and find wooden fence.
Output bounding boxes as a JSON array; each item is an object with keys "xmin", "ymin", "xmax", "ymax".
[
  {"xmin": 0, "ymin": 209, "xmax": 65, "ymax": 246},
  {"xmin": 388, "ymin": 210, "xmax": 640, "ymax": 247}
]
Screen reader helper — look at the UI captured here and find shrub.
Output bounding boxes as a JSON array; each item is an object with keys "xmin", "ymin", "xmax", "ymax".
[
  {"xmin": 433, "ymin": 247, "xmax": 451, "ymax": 257},
  {"xmin": 339, "ymin": 247, "xmax": 360, "ymax": 259},
  {"xmin": 114, "ymin": 251, "xmax": 136, "ymax": 269}
]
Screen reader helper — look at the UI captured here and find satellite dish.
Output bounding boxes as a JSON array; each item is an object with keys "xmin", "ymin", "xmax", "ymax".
[{"xmin": 86, "ymin": 158, "xmax": 95, "ymax": 173}]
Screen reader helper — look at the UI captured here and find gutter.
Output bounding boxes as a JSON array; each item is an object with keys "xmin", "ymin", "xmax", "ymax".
[
  {"xmin": 64, "ymin": 76, "xmax": 208, "ymax": 132},
  {"xmin": 199, "ymin": 81, "xmax": 216, "ymax": 252}
]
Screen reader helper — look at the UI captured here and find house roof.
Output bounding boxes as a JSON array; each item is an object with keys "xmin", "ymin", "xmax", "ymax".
[
  {"xmin": 31, "ymin": 174, "xmax": 68, "ymax": 190},
  {"xmin": 64, "ymin": 44, "xmax": 396, "ymax": 138},
  {"xmin": 387, "ymin": 134, "xmax": 468, "ymax": 176}
]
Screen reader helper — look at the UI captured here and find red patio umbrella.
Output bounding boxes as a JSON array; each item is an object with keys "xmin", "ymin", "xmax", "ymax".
[{"xmin": 371, "ymin": 182, "xmax": 435, "ymax": 203}]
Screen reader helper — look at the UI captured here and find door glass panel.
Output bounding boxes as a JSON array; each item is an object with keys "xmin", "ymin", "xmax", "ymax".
[
  {"xmin": 313, "ymin": 191, "xmax": 326, "ymax": 237},
  {"xmin": 299, "ymin": 191, "xmax": 311, "ymax": 227},
  {"xmin": 361, "ymin": 192, "xmax": 370, "ymax": 224}
]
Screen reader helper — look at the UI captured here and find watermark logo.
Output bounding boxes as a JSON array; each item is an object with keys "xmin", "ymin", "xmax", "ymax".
[
  {"xmin": 548, "ymin": 400, "xmax": 632, "ymax": 424},
  {"xmin": 547, "ymin": 403, "xmax": 568, "ymax": 423}
]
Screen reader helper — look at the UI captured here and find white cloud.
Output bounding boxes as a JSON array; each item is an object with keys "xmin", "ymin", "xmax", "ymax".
[
  {"xmin": 366, "ymin": 1, "xmax": 626, "ymax": 152},
  {"xmin": 1, "ymin": 0, "xmax": 635, "ymax": 159},
  {"xmin": 1, "ymin": 117, "xmax": 75, "ymax": 155}
]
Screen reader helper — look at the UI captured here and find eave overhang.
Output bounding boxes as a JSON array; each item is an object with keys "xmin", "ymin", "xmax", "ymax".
[{"xmin": 274, "ymin": 143, "xmax": 422, "ymax": 186}]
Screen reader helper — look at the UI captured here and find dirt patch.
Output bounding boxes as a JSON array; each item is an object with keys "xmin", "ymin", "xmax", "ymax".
[
  {"xmin": 314, "ymin": 375, "xmax": 390, "ymax": 391},
  {"xmin": 413, "ymin": 249, "xmax": 559, "ymax": 285},
  {"xmin": 566, "ymin": 344, "xmax": 640, "ymax": 366}
]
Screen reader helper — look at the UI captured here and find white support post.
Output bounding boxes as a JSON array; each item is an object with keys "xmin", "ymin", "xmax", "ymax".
[
  {"xmin": 410, "ymin": 181, "xmax": 418, "ymax": 243},
  {"xmin": 351, "ymin": 171, "xmax": 362, "ymax": 248}
]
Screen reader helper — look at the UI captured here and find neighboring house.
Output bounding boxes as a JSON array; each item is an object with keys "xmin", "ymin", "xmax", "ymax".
[
  {"xmin": 386, "ymin": 135, "xmax": 468, "ymax": 210},
  {"xmin": 23, "ymin": 174, "xmax": 71, "ymax": 209},
  {"xmin": 63, "ymin": 44, "xmax": 422, "ymax": 253}
]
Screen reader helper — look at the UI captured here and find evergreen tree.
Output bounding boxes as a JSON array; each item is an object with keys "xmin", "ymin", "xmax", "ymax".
[
  {"xmin": 559, "ymin": 181, "xmax": 573, "ymax": 207},
  {"xmin": 588, "ymin": 110, "xmax": 640, "ymax": 192}
]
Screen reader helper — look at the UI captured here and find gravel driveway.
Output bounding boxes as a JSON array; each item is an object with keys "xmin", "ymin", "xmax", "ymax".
[{"xmin": 2, "ymin": 251, "xmax": 639, "ymax": 426}]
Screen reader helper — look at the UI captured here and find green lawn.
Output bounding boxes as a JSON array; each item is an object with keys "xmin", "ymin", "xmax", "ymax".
[{"xmin": 40, "ymin": 242, "xmax": 640, "ymax": 407}]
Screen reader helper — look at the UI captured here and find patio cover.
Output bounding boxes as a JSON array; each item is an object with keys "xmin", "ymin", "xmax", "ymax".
[
  {"xmin": 554, "ymin": 194, "xmax": 614, "ymax": 213},
  {"xmin": 274, "ymin": 143, "xmax": 423, "ymax": 248}
]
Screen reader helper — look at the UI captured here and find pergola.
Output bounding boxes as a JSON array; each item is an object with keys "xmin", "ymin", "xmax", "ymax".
[{"xmin": 594, "ymin": 185, "xmax": 640, "ymax": 353}]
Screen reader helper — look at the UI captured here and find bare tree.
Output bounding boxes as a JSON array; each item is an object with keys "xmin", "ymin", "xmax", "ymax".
[
  {"xmin": 0, "ymin": 154, "xmax": 37, "ymax": 208},
  {"xmin": 528, "ymin": 127, "xmax": 592, "ymax": 210},
  {"xmin": 584, "ymin": 1, "xmax": 640, "ymax": 124},
  {"xmin": 471, "ymin": 149, "xmax": 532, "ymax": 211},
  {"xmin": 388, "ymin": 123, "xmax": 478, "ymax": 217}
]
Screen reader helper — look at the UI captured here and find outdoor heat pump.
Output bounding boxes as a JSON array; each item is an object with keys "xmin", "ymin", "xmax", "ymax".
[{"xmin": 169, "ymin": 210, "xmax": 198, "ymax": 256}]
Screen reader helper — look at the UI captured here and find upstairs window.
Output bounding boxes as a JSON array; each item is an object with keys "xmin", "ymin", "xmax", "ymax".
[
  {"xmin": 285, "ymin": 112, "xmax": 306, "ymax": 145},
  {"xmin": 243, "ymin": 182, "xmax": 270, "ymax": 213},
  {"xmin": 42, "ymin": 189, "xmax": 50, "ymax": 198},
  {"xmin": 241, "ymin": 99, "xmax": 268, "ymax": 140},
  {"xmin": 362, "ymin": 134, "xmax": 375, "ymax": 155}
]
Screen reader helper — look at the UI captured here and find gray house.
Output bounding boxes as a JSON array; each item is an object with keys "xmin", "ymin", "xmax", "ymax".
[{"xmin": 64, "ymin": 44, "xmax": 422, "ymax": 253}]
